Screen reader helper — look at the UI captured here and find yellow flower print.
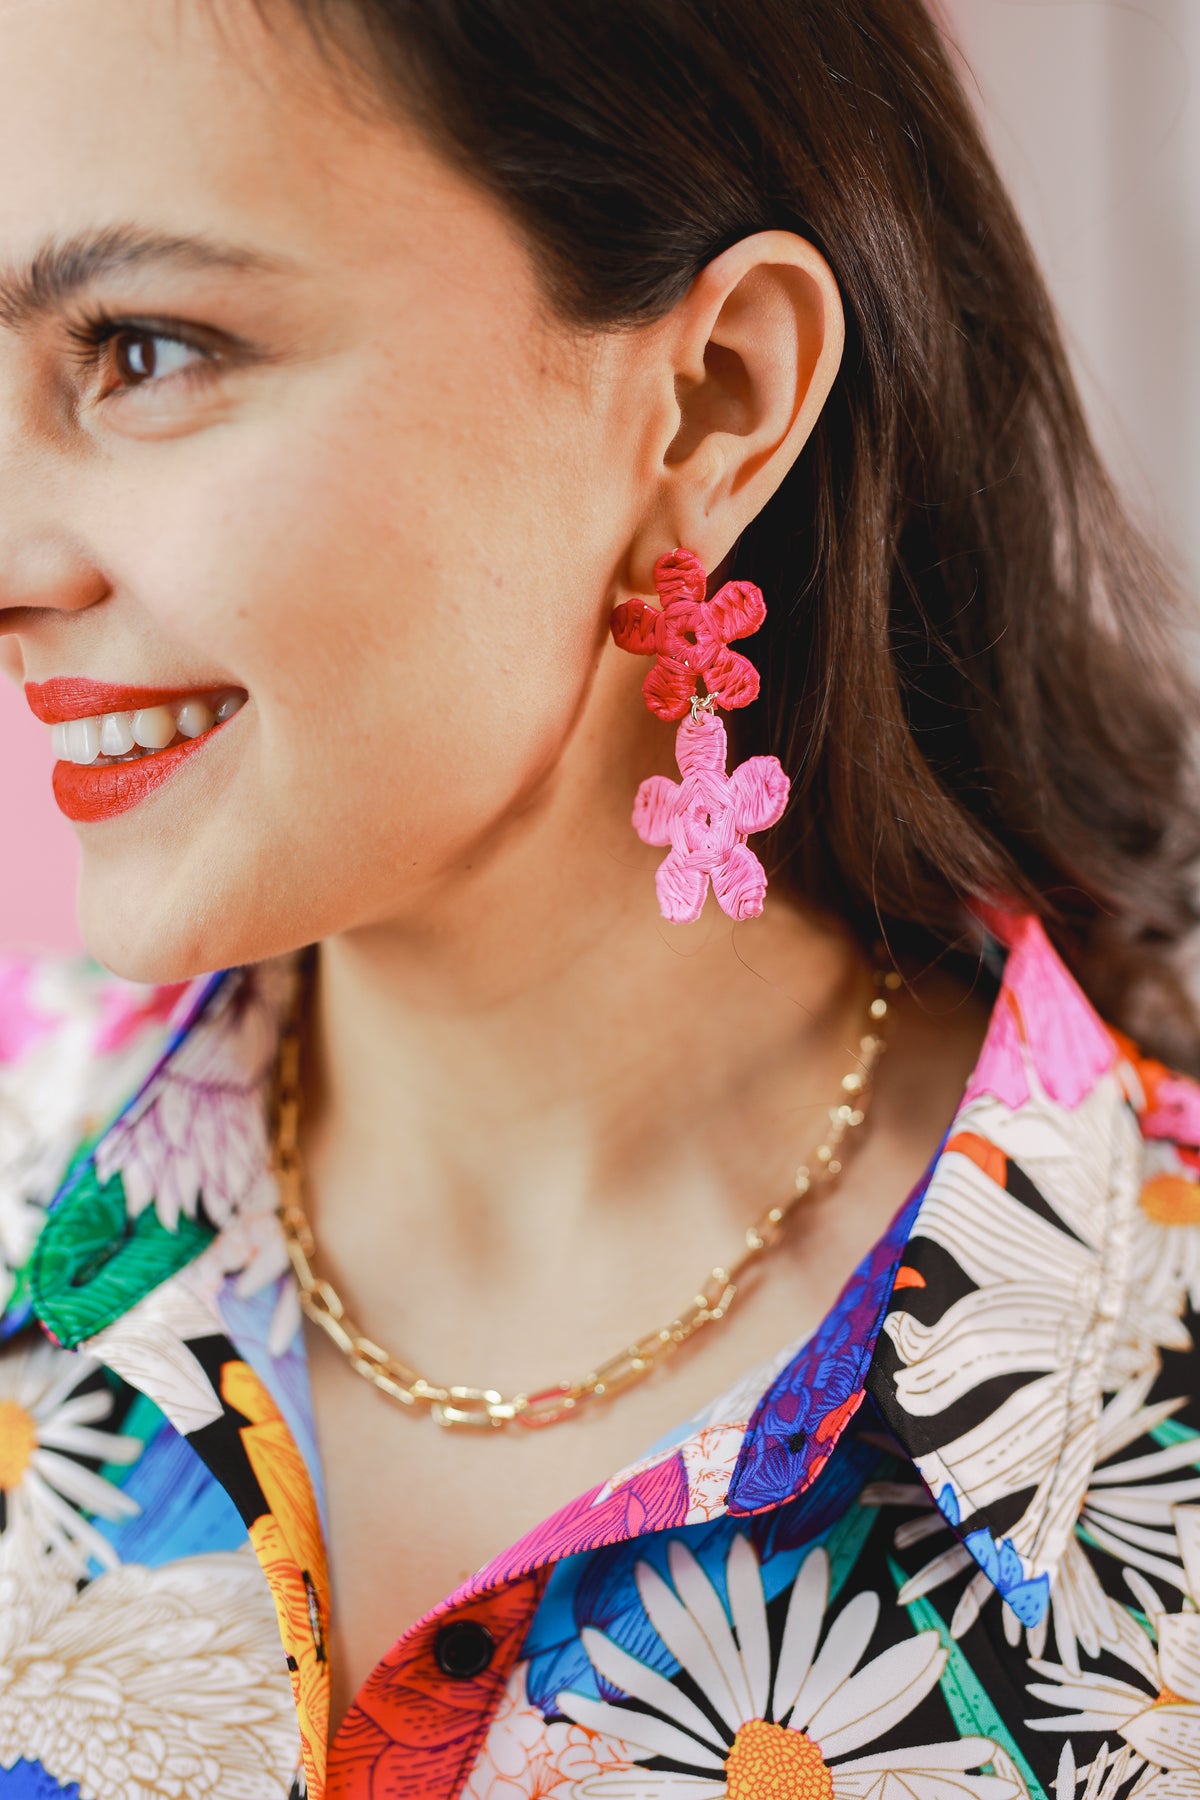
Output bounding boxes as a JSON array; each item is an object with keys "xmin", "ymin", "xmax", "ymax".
[{"xmin": 222, "ymin": 1357, "xmax": 331, "ymax": 1800}]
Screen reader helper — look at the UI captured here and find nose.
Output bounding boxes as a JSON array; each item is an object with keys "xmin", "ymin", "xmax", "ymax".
[
  {"xmin": 0, "ymin": 532, "xmax": 107, "ymax": 684},
  {"xmin": 0, "ymin": 530, "xmax": 108, "ymax": 631},
  {"xmin": 0, "ymin": 525, "xmax": 107, "ymax": 619},
  {"xmin": 0, "ymin": 396, "xmax": 109, "ymax": 628},
  {"xmin": 0, "ymin": 358, "xmax": 112, "ymax": 670}
]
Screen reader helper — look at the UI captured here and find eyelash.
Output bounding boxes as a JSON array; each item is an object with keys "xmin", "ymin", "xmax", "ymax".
[{"xmin": 62, "ymin": 307, "xmax": 220, "ymax": 397}]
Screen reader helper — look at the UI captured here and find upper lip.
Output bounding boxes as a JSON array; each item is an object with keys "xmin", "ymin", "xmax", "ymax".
[{"xmin": 24, "ymin": 677, "xmax": 235, "ymax": 725}]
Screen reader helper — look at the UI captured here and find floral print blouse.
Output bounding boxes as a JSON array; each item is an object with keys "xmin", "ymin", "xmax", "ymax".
[{"xmin": 3, "ymin": 913, "xmax": 1200, "ymax": 1800}]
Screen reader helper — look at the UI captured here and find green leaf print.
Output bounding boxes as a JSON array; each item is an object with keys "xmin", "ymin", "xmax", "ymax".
[
  {"xmin": 30, "ymin": 1160, "xmax": 214, "ymax": 1348},
  {"xmin": 890, "ymin": 1557, "xmax": 1048, "ymax": 1800},
  {"xmin": 1150, "ymin": 1417, "xmax": 1200, "ymax": 1461}
]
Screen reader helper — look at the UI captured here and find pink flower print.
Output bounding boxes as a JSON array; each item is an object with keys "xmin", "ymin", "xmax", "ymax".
[
  {"xmin": 964, "ymin": 913, "xmax": 1115, "ymax": 1112},
  {"xmin": 1143, "ymin": 1074, "xmax": 1200, "ymax": 1143},
  {"xmin": 633, "ymin": 708, "xmax": 789, "ymax": 923},
  {"xmin": 609, "ymin": 546, "xmax": 768, "ymax": 721},
  {"xmin": 0, "ymin": 959, "xmax": 59, "ymax": 1064},
  {"xmin": 93, "ymin": 979, "xmax": 188, "ymax": 1055},
  {"xmin": 93, "ymin": 964, "xmax": 284, "ymax": 1230},
  {"xmin": 1108, "ymin": 1033, "xmax": 1200, "ymax": 1144},
  {"xmin": 468, "ymin": 1454, "xmax": 689, "ymax": 1594}
]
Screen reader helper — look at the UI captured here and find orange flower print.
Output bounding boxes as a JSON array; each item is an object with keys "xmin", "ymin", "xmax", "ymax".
[{"xmin": 222, "ymin": 1357, "xmax": 331, "ymax": 1800}]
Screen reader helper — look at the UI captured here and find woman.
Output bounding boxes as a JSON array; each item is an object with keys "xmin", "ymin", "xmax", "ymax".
[{"xmin": 2, "ymin": 0, "xmax": 1200, "ymax": 1794}]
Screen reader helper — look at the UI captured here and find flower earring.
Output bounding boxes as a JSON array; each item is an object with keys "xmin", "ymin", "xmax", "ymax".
[{"xmin": 610, "ymin": 547, "xmax": 790, "ymax": 924}]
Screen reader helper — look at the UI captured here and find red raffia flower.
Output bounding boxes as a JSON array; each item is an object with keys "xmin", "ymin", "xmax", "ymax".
[{"xmin": 609, "ymin": 546, "xmax": 767, "ymax": 721}]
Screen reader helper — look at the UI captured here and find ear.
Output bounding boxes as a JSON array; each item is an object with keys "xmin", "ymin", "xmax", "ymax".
[{"xmin": 627, "ymin": 229, "xmax": 844, "ymax": 588}]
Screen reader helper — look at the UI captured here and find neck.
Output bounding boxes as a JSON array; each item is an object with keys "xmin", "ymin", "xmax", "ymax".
[
  {"xmin": 293, "ymin": 632, "xmax": 887, "ymax": 1356},
  {"xmin": 301, "ymin": 876, "xmax": 874, "ymax": 1314}
]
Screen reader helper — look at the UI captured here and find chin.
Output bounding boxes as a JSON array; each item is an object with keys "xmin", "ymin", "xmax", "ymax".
[{"xmin": 77, "ymin": 867, "xmax": 245, "ymax": 986}]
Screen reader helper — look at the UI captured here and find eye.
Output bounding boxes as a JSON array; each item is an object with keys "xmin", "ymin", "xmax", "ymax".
[
  {"xmin": 63, "ymin": 309, "xmax": 221, "ymax": 400},
  {"xmin": 110, "ymin": 327, "xmax": 207, "ymax": 391}
]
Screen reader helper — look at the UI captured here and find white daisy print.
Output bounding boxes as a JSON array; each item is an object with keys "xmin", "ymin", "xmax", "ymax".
[
  {"xmin": 1027, "ymin": 1504, "xmax": 1200, "ymax": 1794},
  {"xmin": 1049, "ymin": 1740, "xmax": 1141, "ymax": 1800},
  {"xmin": 554, "ymin": 1532, "xmax": 1028, "ymax": 1799},
  {"xmin": 1133, "ymin": 1135, "xmax": 1200, "ymax": 1317},
  {"xmin": 879, "ymin": 1075, "xmax": 1182, "ymax": 1618},
  {"xmin": 866, "ymin": 1371, "xmax": 1200, "ymax": 1672},
  {"xmin": 0, "ymin": 1335, "xmax": 141, "ymax": 1573}
]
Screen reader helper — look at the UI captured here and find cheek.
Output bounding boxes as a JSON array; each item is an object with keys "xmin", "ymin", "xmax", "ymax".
[{"xmin": 110, "ymin": 365, "xmax": 602, "ymax": 911}]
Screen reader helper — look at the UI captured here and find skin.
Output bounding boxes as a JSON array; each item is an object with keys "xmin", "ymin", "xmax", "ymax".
[{"xmin": 0, "ymin": 0, "xmax": 994, "ymax": 1736}]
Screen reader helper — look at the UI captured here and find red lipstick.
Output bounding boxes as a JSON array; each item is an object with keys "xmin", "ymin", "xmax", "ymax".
[
  {"xmin": 25, "ymin": 677, "xmax": 217, "ymax": 724},
  {"xmin": 26, "ymin": 677, "xmax": 246, "ymax": 825},
  {"xmin": 51, "ymin": 736, "xmax": 223, "ymax": 824}
]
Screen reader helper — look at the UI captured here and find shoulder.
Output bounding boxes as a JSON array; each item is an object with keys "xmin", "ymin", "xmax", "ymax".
[{"xmin": 0, "ymin": 951, "xmax": 189, "ymax": 1335}]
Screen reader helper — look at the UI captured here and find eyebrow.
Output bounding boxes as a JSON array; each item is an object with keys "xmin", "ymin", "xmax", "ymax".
[{"xmin": 0, "ymin": 223, "xmax": 301, "ymax": 333}]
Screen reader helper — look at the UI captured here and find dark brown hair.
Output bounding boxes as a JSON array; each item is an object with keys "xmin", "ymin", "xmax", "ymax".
[{"xmin": 241, "ymin": 0, "xmax": 1200, "ymax": 1065}]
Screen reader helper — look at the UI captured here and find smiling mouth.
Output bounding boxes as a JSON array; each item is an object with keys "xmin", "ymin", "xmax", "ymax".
[
  {"xmin": 46, "ymin": 688, "xmax": 246, "ymax": 765},
  {"xmin": 25, "ymin": 680, "xmax": 249, "ymax": 824}
]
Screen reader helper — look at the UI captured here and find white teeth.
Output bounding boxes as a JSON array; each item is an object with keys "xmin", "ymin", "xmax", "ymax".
[
  {"xmin": 131, "ymin": 706, "xmax": 177, "ymax": 750},
  {"xmin": 64, "ymin": 717, "xmax": 100, "ymax": 765},
  {"xmin": 176, "ymin": 699, "xmax": 215, "ymax": 739},
  {"xmin": 49, "ymin": 688, "xmax": 246, "ymax": 764},
  {"xmin": 98, "ymin": 712, "xmax": 136, "ymax": 756}
]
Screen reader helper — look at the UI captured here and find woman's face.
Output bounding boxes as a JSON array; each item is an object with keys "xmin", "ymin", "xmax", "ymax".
[{"xmin": 0, "ymin": 0, "xmax": 667, "ymax": 980}]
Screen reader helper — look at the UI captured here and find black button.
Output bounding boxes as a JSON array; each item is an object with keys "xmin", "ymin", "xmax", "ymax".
[
  {"xmin": 434, "ymin": 1619, "xmax": 495, "ymax": 1680},
  {"xmin": 788, "ymin": 1429, "xmax": 807, "ymax": 1454}
]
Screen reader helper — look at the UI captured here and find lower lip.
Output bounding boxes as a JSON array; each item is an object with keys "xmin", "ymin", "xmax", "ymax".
[{"xmin": 51, "ymin": 718, "xmax": 235, "ymax": 824}]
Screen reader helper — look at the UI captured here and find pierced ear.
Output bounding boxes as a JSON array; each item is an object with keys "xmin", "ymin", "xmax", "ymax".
[{"xmin": 650, "ymin": 230, "xmax": 845, "ymax": 569}]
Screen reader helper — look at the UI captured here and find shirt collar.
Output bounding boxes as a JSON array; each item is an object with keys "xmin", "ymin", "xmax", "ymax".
[
  {"xmin": 863, "ymin": 911, "xmax": 1160, "ymax": 1629},
  {"xmin": 12, "ymin": 912, "xmax": 1185, "ymax": 1645}
]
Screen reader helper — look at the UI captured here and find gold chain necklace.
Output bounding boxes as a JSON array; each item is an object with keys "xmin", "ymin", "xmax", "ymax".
[{"xmin": 271, "ymin": 948, "xmax": 899, "ymax": 1431}]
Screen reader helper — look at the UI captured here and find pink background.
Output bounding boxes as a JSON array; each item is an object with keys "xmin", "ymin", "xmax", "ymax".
[{"xmin": 2, "ymin": 696, "xmax": 81, "ymax": 953}]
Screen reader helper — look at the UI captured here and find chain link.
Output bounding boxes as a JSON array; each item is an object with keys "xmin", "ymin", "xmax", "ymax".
[{"xmin": 271, "ymin": 949, "xmax": 899, "ymax": 1430}]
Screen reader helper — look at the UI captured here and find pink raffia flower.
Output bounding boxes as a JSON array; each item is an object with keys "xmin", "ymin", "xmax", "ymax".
[
  {"xmin": 609, "ymin": 546, "xmax": 768, "ymax": 721},
  {"xmin": 633, "ymin": 707, "xmax": 789, "ymax": 923}
]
